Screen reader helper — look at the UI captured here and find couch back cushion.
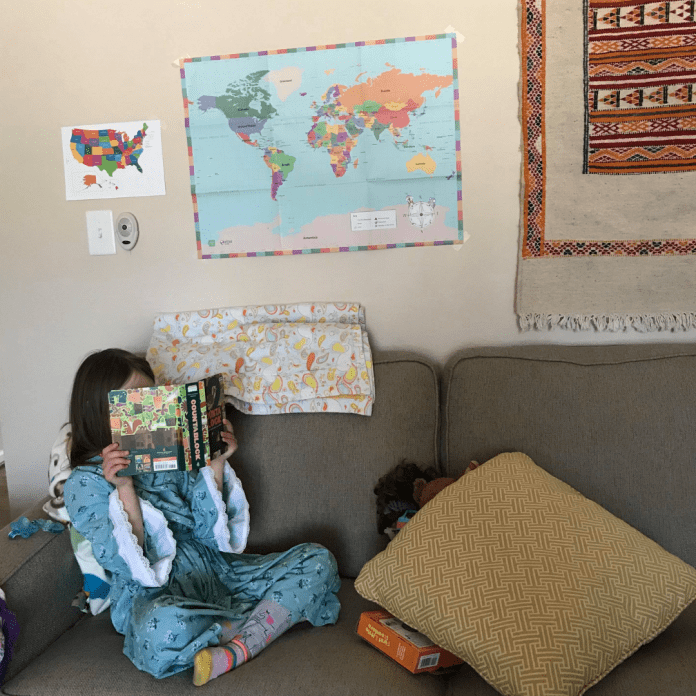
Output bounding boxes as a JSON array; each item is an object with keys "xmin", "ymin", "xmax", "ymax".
[
  {"xmin": 442, "ymin": 344, "xmax": 696, "ymax": 568},
  {"xmin": 227, "ymin": 351, "xmax": 440, "ymax": 578}
]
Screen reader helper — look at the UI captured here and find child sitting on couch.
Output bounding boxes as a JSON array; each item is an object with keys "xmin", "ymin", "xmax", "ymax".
[{"xmin": 64, "ymin": 348, "xmax": 341, "ymax": 684}]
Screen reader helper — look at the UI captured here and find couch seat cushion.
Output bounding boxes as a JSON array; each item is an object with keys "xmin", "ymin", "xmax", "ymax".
[
  {"xmin": 3, "ymin": 580, "xmax": 450, "ymax": 696},
  {"xmin": 355, "ymin": 452, "xmax": 696, "ymax": 696}
]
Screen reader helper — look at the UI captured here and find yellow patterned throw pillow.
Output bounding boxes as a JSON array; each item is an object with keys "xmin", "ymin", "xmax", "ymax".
[{"xmin": 355, "ymin": 452, "xmax": 696, "ymax": 696}]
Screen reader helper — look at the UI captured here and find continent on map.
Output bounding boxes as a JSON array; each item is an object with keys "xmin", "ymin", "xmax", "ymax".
[
  {"xmin": 307, "ymin": 68, "xmax": 453, "ymax": 178},
  {"xmin": 70, "ymin": 123, "xmax": 148, "ymax": 176},
  {"xmin": 198, "ymin": 70, "xmax": 277, "ymax": 146},
  {"xmin": 263, "ymin": 147, "xmax": 296, "ymax": 200},
  {"xmin": 406, "ymin": 153, "xmax": 437, "ymax": 175},
  {"xmin": 198, "ymin": 71, "xmax": 299, "ymax": 199},
  {"xmin": 307, "ymin": 88, "xmax": 363, "ymax": 177}
]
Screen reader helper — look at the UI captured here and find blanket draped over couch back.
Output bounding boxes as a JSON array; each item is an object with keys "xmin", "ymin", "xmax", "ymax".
[{"xmin": 147, "ymin": 303, "xmax": 375, "ymax": 416}]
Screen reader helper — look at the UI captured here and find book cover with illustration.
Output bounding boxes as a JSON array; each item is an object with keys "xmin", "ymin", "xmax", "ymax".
[{"xmin": 108, "ymin": 374, "xmax": 225, "ymax": 476}]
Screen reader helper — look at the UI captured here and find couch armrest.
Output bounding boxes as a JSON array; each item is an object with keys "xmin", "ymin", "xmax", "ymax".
[{"xmin": 0, "ymin": 497, "xmax": 83, "ymax": 682}]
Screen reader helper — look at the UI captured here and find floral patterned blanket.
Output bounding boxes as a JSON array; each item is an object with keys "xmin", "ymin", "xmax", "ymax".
[{"xmin": 147, "ymin": 303, "xmax": 374, "ymax": 415}]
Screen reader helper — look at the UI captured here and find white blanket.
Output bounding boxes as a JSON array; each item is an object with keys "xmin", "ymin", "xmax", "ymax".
[{"xmin": 147, "ymin": 303, "xmax": 374, "ymax": 415}]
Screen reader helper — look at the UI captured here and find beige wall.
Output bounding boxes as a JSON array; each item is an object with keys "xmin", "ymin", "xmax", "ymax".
[{"xmin": 2, "ymin": 0, "xmax": 694, "ymax": 516}]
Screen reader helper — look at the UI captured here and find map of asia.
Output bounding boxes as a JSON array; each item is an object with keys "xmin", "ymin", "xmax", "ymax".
[{"xmin": 180, "ymin": 35, "xmax": 461, "ymax": 257}]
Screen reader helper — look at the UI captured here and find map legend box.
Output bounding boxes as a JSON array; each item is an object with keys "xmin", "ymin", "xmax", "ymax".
[{"xmin": 350, "ymin": 210, "xmax": 397, "ymax": 232}]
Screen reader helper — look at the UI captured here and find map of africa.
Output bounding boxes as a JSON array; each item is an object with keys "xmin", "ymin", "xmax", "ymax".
[{"xmin": 181, "ymin": 35, "xmax": 461, "ymax": 257}]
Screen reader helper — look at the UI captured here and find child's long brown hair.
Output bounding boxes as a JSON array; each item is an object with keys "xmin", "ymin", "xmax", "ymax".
[{"xmin": 69, "ymin": 349, "xmax": 154, "ymax": 468}]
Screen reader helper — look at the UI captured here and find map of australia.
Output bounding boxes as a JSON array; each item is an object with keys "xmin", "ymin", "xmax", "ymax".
[{"xmin": 181, "ymin": 35, "xmax": 461, "ymax": 257}]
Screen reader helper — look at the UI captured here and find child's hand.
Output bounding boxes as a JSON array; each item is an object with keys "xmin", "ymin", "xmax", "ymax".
[
  {"xmin": 101, "ymin": 442, "xmax": 134, "ymax": 487},
  {"xmin": 208, "ymin": 420, "xmax": 237, "ymax": 490}
]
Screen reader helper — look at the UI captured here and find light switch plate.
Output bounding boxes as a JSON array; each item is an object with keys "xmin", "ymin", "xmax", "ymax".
[{"xmin": 86, "ymin": 210, "xmax": 116, "ymax": 255}]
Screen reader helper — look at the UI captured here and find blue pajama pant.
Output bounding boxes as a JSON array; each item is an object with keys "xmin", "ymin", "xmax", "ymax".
[{"xmin": 122, "ymin": 542, "xmax": 341, "ymax": 678}]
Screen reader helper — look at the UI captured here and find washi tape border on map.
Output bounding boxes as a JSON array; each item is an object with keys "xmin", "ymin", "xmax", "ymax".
[{"xmin": 180, "ymin": 34, "xmax": 462, "ymax": 259}]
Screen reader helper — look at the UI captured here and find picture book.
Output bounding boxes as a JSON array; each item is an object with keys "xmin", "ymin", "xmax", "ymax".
[{"xmin": 108, "ymin": 374, "xmax": 225, "ymax": 476}]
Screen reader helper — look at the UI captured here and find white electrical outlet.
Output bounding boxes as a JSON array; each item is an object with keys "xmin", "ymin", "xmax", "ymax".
[{"xmin": 86, "ymin": 211, "xmax": 116, "ymax": 255}]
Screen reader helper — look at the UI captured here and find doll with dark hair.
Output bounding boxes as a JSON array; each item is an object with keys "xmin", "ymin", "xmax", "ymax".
[
  {"xmin": 374, "ymin": 460, "xmax": 479, "ymax": 539},
  {"xmin": 374, "ymin": 460, "xmax": 448, "ymax": 539}
]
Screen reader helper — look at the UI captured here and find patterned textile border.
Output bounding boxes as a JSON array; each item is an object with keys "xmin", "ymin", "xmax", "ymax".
[
  {"xmin": 584, "ymin": 0, "xmax": 696, "ymax": 174},
  {"xmin": 180, "ymin": 35, "xmax": 463, "ymax": 259},
  {"xmin": 520, "ymin": 0, "xmax": 696, "ymax": 259},
  {"xmin": 518, "ymin": 0, "xmax": 696, "ymax": 331}
]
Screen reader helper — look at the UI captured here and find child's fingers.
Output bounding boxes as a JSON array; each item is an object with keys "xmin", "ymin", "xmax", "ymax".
[
  {"xmin": 219, "ymin": 432, "xmax": 238, "ymax": 458},
  {"xmin": 105, "ymin": 452, "xmax": 130, "ymax": 465},
  {"xmin": 101, "ymin": 443, "xmax": 131, "ymax": 479},
  {"xmin": 102, "ymin": 443, "xmax": 129, "ymax": 458},
  {"xmin": 104, "ymin": 455, "xmax": 130, "ymax": 471},
  {"xmin": 102, "ymin": 453, "xmax": 135, "ymax": 484}
]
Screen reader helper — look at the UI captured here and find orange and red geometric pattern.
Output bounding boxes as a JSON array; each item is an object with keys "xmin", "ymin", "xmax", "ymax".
[
  {"xmin": 520, "ymin": 0, "xmax": 696, "ymax": 257},
  {"xmin": 586, "ymin": 0, "xmax": 696, "ymax": 174}
]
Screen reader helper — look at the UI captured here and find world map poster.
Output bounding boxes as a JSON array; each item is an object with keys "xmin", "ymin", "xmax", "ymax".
[{"xmin": 180, "ymin": 35, "xmax": 462, "ymax": 258}]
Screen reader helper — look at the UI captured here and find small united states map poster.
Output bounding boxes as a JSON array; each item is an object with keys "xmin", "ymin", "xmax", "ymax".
[{"xmin": 61, "ymin": 119, "xmax": 166, "ymax": 200}]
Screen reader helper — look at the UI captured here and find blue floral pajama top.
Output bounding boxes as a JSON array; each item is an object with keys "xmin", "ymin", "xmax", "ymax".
[{"xmin": 64, "ymin": 463, "xmax": 341, "ymax": 679}]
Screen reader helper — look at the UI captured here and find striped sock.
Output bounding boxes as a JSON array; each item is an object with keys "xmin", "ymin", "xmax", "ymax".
[
  {"xmin": 236, "ymin": 600, "xmax": 292, "ymax": 658},
  {"xmin": 192, "ymin": 601, "xmax": 291, "ymax": 686},
  {"xmin": 192, "ymin": 645, "xmax": 237, "ymax": 687}
]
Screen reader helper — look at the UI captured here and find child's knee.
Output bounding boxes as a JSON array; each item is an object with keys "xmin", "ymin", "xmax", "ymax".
[{"xmin": 301, "ymin": 544, "xmax": 340, "ymax": 586}]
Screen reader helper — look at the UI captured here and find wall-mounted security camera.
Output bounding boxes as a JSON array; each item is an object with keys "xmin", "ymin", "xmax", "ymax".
[{"xmin": 115, "ymin": 213, "xmax": 139, "ymax": 250}]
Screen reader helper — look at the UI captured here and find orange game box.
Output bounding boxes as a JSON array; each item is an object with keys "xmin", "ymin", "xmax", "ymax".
[{"xmin": 357, "ymin": 609, "xmax": 463, "ymax": 674}]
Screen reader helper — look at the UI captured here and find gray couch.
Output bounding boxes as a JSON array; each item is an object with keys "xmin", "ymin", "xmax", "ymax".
[{"xmin": 1, "ymin": 345, "xmax": 694, "ymax": 696}]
